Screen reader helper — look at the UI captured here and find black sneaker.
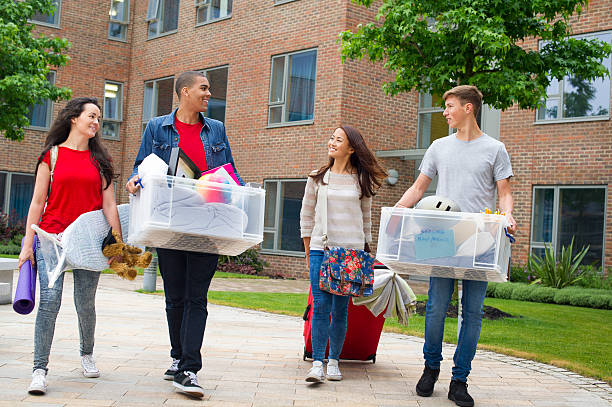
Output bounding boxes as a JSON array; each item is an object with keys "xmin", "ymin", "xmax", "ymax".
[
  {"xmin": 173, "ymin": 371, "xmax": 204, "ymax": 398},
  {"xmin": 163, "ymin": 358, "xmax": 179, "ymax": 380},
  {"xmin": 415, "ymin": 365, "xmax": 440, "ymax": 397},
  {"xmin": 448, "ymin": 379, "xmax": 474, "ymax": 407}
]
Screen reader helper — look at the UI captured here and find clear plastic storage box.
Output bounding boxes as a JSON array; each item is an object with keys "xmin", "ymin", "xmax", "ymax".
[
  {"xmin": 376, "ymin": 207, "xmax": 512, "ymax": 282},
  {"xmin": 128, "ymin": 174, "xmax": 265, "ymax": 256}
]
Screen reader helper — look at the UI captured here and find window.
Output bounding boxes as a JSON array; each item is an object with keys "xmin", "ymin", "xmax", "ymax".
[
  {"xmin": 268, "ymin": 49, "xmax": 317, "ymax": 126},
  {"xmin": 0, "ymin": 172, "xmax": 35, "ymax": 222},
  {"xmin": 262, "ymin": 180, "xmax": 307, "ymax": 254},
  {"xmin": 27, "ymin": 71, "xmax": 56, "ymax": 130},
  {"xmin": 537, "ymin": 31, "xmax": 611, "ymax": 122},
  {"xmin": 146, "ymin": 0, "xmax": 179, "ymax": 38},
  {"xmin": 274, "ymin": 0, "xmax": 299, "ymax": 4},
  {"xmin": 199, "ymin": 66, "xmax": 228, "ymax": 122},
  {"xmin": 417, "ymin": 93, "xmax": 451, "ymax": 149},
  {"xmin": 531, "ymin": 186, "xmax": 607, "ymax": 266},
  {"xmin": 142, "ymin": 77, "xmax": 175, "ymax": 132},
  {"xmin": 109, "ymin": 0, "xmax": 129, "ymax": 40},
  {"xmin": 196, "ymin": 0, "xmax": 232, "ymax": 25},
  {"xmin": 31, "ymin": 0, "xmax": 61, "ymax": 27},
  {"xmin": 102, "ymin": 81, "xmax": 123, "ymax": 140}
]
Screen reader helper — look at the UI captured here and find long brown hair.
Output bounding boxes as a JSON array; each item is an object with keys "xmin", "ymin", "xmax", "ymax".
[
  {"xmin": 310, "ymin": 125, "xmax": 387, "ymax": 198},
  {"xmin": 36, "ymin": 97, "xmax": 115, "ymax": 189}
]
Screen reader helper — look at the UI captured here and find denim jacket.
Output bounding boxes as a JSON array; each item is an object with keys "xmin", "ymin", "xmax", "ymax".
[{"xmin": 130, "ymin": 109, "xmax": 244, "ymax": 185}]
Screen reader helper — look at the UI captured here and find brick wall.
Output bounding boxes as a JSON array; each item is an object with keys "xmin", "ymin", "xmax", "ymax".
[
  {"xmin": 2, "ymin": 0, "xmax": 610, "ymax": 276},
  {"xmin": 500, "ymin": 0, "xmax": 612, "ymax": 268}
]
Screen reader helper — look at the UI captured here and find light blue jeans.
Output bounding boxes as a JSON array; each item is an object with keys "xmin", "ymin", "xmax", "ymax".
[
  {"xmin": 309, "ymin": 250, "xmax": 350, "ymax": 362},
  {"xmin": 33, "ymin": 240, "xmax": 100, "ymax": 372},
  {"xmin": 423, "ymin": 277, "xmax": 488, "ymax": 382}
]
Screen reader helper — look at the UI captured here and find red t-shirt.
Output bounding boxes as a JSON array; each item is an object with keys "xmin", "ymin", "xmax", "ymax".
[
  {"xmin": 175, "ymin": 118, "xmax": 207, "ymax": 171},
  {"xmin": 39, "ymin": 147, "xmax": 103, "ymax": 234}
]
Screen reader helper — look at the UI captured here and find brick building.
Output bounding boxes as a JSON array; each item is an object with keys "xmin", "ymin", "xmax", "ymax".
[{"xmin": 1, "ymin": 0, "xmax": 610, "ymax": 277}]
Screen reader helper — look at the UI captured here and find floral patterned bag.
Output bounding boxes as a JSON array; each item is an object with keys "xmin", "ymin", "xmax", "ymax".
[
  {"xmin": 320, "ymin": 246, "xmax": 375, "ymax": 297},
  {"xmin": 317, "ymin": 171, "xmax": 374, "ymax": 297}
]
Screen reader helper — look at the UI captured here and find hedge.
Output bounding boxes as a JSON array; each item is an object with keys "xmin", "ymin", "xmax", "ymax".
[
  {"xmin": 486, "ymin": 282, "xmax": 612, "ymax": 310},
  {"xmin": 0, "ymin": 243, "xmax": 20, "ymax": 255}
]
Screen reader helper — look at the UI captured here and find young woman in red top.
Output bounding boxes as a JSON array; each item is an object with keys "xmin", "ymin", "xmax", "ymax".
[{"xmin": 18, "ymin": 97, "xmax": 122, "ymax": 396}]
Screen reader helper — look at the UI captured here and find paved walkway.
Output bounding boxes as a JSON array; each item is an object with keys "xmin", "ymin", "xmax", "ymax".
[{"xmin": 0, "ymin": 272, "xmax": 610, "ymax": 407}]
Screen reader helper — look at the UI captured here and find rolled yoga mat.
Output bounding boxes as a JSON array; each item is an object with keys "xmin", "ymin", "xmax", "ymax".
[{"xmin": 12, "ymin": 236, "xmax": 37, "ymax": 315}]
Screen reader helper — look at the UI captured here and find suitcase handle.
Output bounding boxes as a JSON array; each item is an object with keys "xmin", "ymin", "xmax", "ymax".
[{"xmin": 302, "ymin": 304, "xmax": 311, "ymax": 321}]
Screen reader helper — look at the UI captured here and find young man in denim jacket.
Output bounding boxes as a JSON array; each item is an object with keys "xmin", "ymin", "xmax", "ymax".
[
  {"xmin": 395, "ymin": 85, "xmax": 517, "ymax": 407},
  {"xmin": 126, "ymin": 71, "xmax": 243, "ymax": 398}
]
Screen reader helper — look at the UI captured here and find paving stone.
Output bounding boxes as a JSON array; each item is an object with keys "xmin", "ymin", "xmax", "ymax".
[{"xmin": 1, "ymin": 272, "xmax": 610, "ymax": 407}]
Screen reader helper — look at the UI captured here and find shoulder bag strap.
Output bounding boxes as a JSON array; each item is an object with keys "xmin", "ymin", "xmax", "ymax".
[
  {"xmin": 48, "ymin": 145, "xmax": 58, "ymax": 197},
  {"xmin": 317, "ymin": 170, "xmax": 330, "ymax": 248}
]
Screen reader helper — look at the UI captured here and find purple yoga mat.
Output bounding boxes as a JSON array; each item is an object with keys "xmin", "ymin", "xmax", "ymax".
[{"xmin": 12, "ymin": 236, "xmax": 37, "ymax": 315}]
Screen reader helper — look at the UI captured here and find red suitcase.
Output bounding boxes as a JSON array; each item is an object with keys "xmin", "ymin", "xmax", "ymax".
[{"xmin": 302, "ymin": 288, "xmax": 386, "ymax": 363}]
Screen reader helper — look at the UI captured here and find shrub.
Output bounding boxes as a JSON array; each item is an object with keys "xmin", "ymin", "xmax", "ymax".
[
  {"xmin": 218, "ymin": 248, "xmax": 269, "ymax": 276},
  {"xmin": 0, "ymin": 212, "xmax": 25, "ymax": 245},
  {"xmin": 494, "ymin": 283, "xmax": 515, "ymax": 299},
  {"xmin": 509, "ymin": 265, "xmax": 531, "ymax": 283},
  {"xmin": 485, "ymin": 282, "xmax": 612, "ymax": 309},
  {"xmin": 575, "ymin": 265, "xmax": 612, "ymax": 291},
  {"xmin": 0, "ymin": 243, "xmax": 21, "ymax": 255},
  {"xmin": 529, "ymin": 286, "xmax": 557, "ymax": 303},
  {"xmin": 528, "ymin": 238, "xmax": 588, "ymax": 289},
  {"xmin": 510, "ymin": 284, "xmax": 533, "ymax": 301},
  {"xmin": 552, "ymin": 290, "xmax": 574, "ymax": 306}
]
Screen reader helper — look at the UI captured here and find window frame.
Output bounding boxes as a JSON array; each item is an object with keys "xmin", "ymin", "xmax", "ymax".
[
  {"xmin": 535, "ymin": 30, "xmax": 612, "ymax": 124},
  {"xmin": 530, "ymin": 185, "xmax": 607, "ymax": 267},
  {"xmin": 146, "ymin": 0, "xmax": 179, "ymax": 39},
  {"xmin": 27, "ymin": 71, "xmax": 57, "ymax": 131},
  {"xmin": 195, "ymin": 0, "xmax": 232, "ymax": 26},
  {"xmin": 261, "ymin": 178, "xmax": 307, "ymax": 256},
  {"xmin": 142, "ymin": 76, "xmax": 175, "ymax": 132},
  {"xmin": 30, "ymin": 0, "xmax": 61, "ymax": 28},
  {"xmin": 108, "ymin": 0, "xmax": 130, "ymax": 41},
  {"xmin": 273, "ymin": 0, "xmax": 299, "ymax": 5},
  {"xmin": 199, "ymin": 65, "xmax": 229, "ymax": 122},
  {"xmin": 0, "ymin": 171, "xmax": 36, "ymax": 222},
  {"xmin": 102, "ymin": 81, "xmax": 124, "ymax": 141},
  {"xmin": 267, "ymin": 48, "xmax": 317, "ymax": 128}
]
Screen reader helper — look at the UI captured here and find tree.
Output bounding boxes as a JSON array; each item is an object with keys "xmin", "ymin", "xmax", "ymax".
[
  {"xmin": 0, "ymin": 0, "xmax": 71, "ymax": 141},
  {"xmin": 340, "ymin": 0, "xmax": 612, "ymax": 110}
]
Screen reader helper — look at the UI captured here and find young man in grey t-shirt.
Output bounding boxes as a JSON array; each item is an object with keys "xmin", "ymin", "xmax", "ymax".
[{"xmin": 396, "ymin": 85, "xmax": 517, "ymax": 407}]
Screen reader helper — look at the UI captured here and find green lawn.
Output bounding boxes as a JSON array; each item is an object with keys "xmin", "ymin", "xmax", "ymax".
[
  {"xmin": 206, "ymin": 291, "xmax": 612, "ymax": 383},
  {"xmin": 0, "ymin": 254, "xmax": 18, "ymax": 259}
]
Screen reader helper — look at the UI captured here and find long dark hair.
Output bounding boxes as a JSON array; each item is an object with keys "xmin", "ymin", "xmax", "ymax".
[
  {"xmin": 310, "ymin": 125, "xmax": 387, "ymax": 198},
  {"xmin": 36, "ymin": 97, "xmax": 115, "ymax": 189}
]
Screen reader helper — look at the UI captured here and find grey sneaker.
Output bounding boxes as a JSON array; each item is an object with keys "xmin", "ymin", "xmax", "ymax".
[
  {"xmin": 326, "ymin": 359, "xmax": 342, "ymax": 381},
  {"xmin": 164, "ymin": 358, "xmax": 180, "ymax": 380},
  {"xmin": 81, "ymin": 354, "xmax": 100, "ymax": 378},
  {"xmin": 305, "ymin": 360, "xmax": 325, "ymax": 383},
  {"xmin": 28, "ymin": 369, "xmax": 47, "ymax": 395}
]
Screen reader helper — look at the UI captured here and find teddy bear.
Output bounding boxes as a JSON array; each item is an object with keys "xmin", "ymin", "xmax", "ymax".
[{"xmin": 102, "ymin": 230, "xmax": 153, "ymax": 280}]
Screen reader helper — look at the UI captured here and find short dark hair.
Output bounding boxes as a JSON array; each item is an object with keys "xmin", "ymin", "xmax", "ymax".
[
  {"xmin": 175, "ymin": 71, "xmax": 207, "ymax": 99},
  {"xmin": 443, "ymin": 85, "xmax": 483, "ymax": 117}
]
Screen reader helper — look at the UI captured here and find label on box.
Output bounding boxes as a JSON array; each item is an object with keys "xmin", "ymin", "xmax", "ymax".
[{"xmin": 414, "ymin": 229, "xmax": 456, "ymax": 260}]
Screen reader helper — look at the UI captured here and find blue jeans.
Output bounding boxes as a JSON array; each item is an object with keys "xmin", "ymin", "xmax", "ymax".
[
  {"xmin": 33, "ymin": 240, "xmax": 100, "ymax": 372},
  {"xmin": 309, "ymin": 250, "xmax": 350, "ymax": 362},
  {"xmin": 423, "ymin": 277, "xmax": 488, "ymax": 382},
  {"xmin": 157, "ymin": 248, "xmax": 218, "ymax": 374}
]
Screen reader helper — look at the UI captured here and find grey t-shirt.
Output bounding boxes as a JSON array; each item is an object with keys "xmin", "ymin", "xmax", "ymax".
[{"xmin": 419, "ymin": 133, "xmax": 513, "ymax": 213}]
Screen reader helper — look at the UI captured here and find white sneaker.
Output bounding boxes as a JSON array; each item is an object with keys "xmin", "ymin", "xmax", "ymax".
[
  {"xmin": 326, "ymin": 359, "xmax": 342, "ymax": 381},
  {"xmin": 28, "ymin": 369, "xmax": 47, "ymax": 395},
  {"xmin": 81, "ymin": 354, "xmax": 100, "ymax": 378},
  {"xmin": 305, "ymin": 360, "xmax": 325, "ymax": 383}
]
